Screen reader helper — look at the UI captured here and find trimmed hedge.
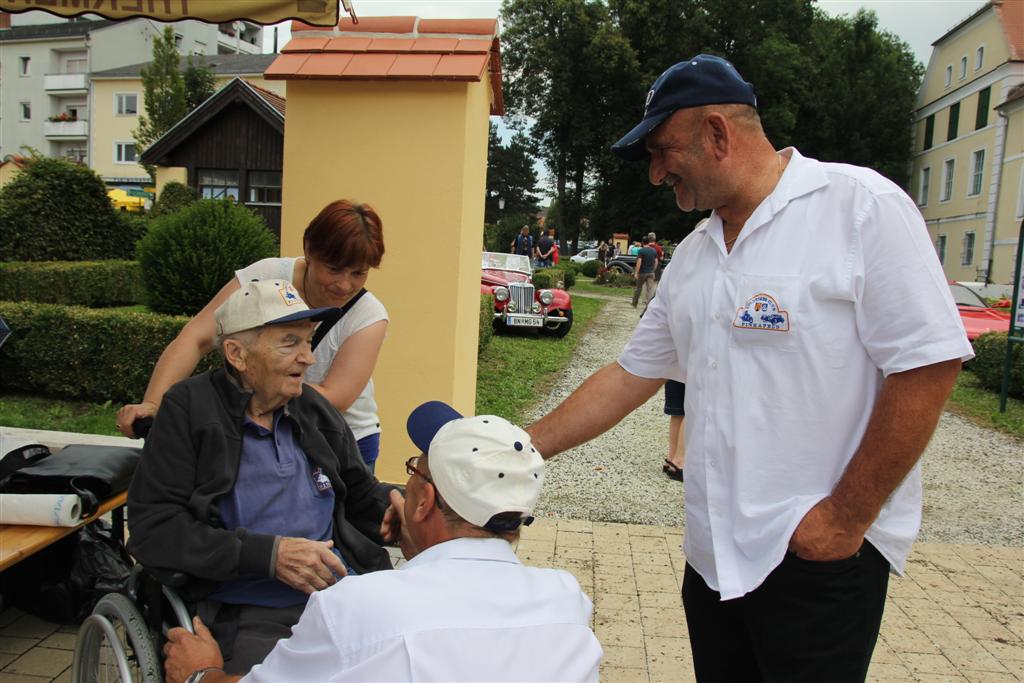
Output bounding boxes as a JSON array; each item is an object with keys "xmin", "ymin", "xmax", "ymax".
[
  {"xmin": 0, "ymin": 261, "xmax": 145, "ymax": 307},
  {"xmin": 970, "ymin": 332, "xmax": 1023, "ymax": 399},
  {"xmin": 0, "ymin": 301, "xmax": 218, "ymax": 404},
  {"xmin": 150, "ymin": 181, "xmax": 198, "ymax": 217},
  {"xmin": 580, "ymin": 260, "xmax": 602, "ymax": 277},
  {"xmin": 479, "ymin": 294, "xmax": 494, "ymax": 355},
  {"xmin": 533, "ymin": 267, "xmax": 572, "ymax": 290}
]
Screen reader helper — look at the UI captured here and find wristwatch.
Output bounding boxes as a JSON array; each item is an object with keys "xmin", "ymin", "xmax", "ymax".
[{"xmin": 185, "ymin": 667, "xmax": 223, "ymax": 683}]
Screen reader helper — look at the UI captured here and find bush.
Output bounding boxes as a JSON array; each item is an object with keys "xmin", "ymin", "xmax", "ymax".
[
  {"xmin": 479, "ymin": 294, "xmax": 494, "ymax": 355},
  {"xmin": 580, "ymin": 259, "xmax": 602, "ymax": 277},
  {"xmin": 969, "ymin": 332, "xmax": 1024, "ymax": 399},
  {"xmin": 562, "ymin": 267, "xmax": 576, "ymax": 289},
  {"xmin": 0, "ymin": 261, "xmax": 145, "ymax": 307},
  {"xmin": 137, "ymin": 199, "xmax": 278, "ymax": 315},
  {"xmin": 150, "ymin": 181, "xmax": 198, "ymax": 217},
  {"xmin": 0, "ymin": 157, "xmax": 140, "ymax": 261},
  {"xmin": 532, "ymin": 268, "xmax": 561, "ymax": 290},
  {"xmin": 0, "ymin": 301, "xmax": 219, "ymax": 403},
  {"xmin": 594, "ymin": 268, "xmax": 635, "ymax": 288}
]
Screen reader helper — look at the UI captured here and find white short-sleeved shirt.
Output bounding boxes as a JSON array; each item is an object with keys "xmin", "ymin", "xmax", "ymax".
[
  {"xmin": 242, "ymin": 538, "xmax": 603, "ymax": 682},
  {"xmin": 235, "ymin": 257, "xmax": 388, "ymax": 440},
  {"xmin": 619, "ymin": 148, "xmax": 974, "ymax": 600}
]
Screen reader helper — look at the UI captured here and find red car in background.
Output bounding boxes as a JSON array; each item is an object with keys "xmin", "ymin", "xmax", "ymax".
[
  {"xmin": 480, "ymin": 252, "xmax": 573, "ymax": 337},
  {"xmin": 949, "ymin": 281, "xmax": 1011, "ymax": 341}
]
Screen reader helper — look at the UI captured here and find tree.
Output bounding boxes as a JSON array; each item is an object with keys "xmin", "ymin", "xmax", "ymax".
[
  {"xmin": 485, "ymin": 123, "xmax": 541, "ymax": 224},
  {"xmin": 183, "ymin": 56, "xmax": 216, "ymax": 111},
  {"xmin": 134, "ymin": 26, "xmax": 188, "ymax": 170}
]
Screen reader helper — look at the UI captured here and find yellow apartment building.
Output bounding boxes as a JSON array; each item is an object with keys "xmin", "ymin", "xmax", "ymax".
[
  {"xmin": 89, "ymin": 54, "xmax": 283, "ymax": 187},
  {"xmin": 911, "ymin": 0, "xmax": 1023, "ymax": 290}
]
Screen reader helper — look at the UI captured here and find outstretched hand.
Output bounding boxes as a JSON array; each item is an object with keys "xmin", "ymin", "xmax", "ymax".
[{"xmin": 163, "ymin": 617, "xmax": 224, "ymax": 683}]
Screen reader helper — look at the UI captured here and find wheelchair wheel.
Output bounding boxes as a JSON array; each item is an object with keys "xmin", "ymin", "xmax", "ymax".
[{"xmin": 72, "ymin": 593, "xmax": 161, "ymax": 683}]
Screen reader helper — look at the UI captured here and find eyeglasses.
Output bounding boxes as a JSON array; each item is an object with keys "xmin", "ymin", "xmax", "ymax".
[{"xmin": 405, "ymin": 456, "xmax": 434, "ymax": 486}]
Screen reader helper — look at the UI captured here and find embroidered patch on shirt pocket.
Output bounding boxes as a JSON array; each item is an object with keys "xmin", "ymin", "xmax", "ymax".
[{"xmin": 728, "ymin": 274, "xmax": 800, "ymax": 353}]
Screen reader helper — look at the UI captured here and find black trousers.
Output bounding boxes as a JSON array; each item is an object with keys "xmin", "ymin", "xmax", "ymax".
[
  {"xmin": 682, "ymin": 541, "xmax": 890, "ymax": 683},
  {"xmin": 196, "ymin": 601, "xmax": 305, "ymax": 675}
]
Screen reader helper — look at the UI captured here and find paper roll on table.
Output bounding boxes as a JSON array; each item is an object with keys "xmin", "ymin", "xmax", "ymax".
[{"xmin": 0, "ymin": 494, "xmax": 83, "ymax": 527}]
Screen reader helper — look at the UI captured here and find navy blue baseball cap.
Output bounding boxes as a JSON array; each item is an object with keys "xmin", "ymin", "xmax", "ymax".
[{"xmin": 612, "ymin": 54, "xmax": 757, "ymax": 161}]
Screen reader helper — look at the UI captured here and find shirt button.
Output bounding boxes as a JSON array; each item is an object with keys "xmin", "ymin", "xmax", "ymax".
[
  {"xmin": 714, "ymin": 312, "xmax": 721, "ymax": 321},
  {"xmin": 711, "ymin": 360, "xmax": 719, "ymax": 369}
]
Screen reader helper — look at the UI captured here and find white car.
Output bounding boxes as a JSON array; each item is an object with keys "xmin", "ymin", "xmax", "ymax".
[{"xmin": 570, "ymin": 248, "xmax": 600, "ymax": 264}]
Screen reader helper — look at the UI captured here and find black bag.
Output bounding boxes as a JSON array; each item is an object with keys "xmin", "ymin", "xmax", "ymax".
[{"xmin": 0, "ymin": 443, "xmax": 140, "ymax": 518}]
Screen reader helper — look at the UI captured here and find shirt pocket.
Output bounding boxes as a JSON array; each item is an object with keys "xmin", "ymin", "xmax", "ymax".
[{"xmin": 728, "ymin": 273, "xmax": 801, "ymax": 353}]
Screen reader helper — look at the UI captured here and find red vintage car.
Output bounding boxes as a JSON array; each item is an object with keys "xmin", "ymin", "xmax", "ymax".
[
  {"xmin": 949, "ymin": 281, "xmax": 1011, "ymax": 341},
  {"xmin": 480, "ymin": 252, "xmax": 573, "ymax": 337}
]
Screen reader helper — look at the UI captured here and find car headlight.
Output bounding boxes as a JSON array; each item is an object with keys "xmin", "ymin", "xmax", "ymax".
[
  {"xmin": 533, "ymin": 302, "xmax": 541, "ymax": 313},
  {"xmin": 539, "ymin": 290, "xmax": 554, "ymax": 305},
  {"xmin": 493, "ymin": 287, "xmax": 509, "ymax": 302},
  {"xmin": 506, "ymin": 300, "xmax": 517, "ymax": 312}
]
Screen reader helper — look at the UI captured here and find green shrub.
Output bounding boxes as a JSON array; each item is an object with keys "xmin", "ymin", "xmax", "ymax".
[
  {"xmin": 137, "ymin": 199, "xmax": 278, "ymax": 315},
  {"xmin": 0, "ymin": 260, "xmax": 145, "ymax": 307},
  {"xmin": 479, "ymin": 294, "xmax": 494, "ymax": 355},
  {"xmin": 0, "ymin": 157, "xmax": 133, "ymax": 261},
  {"xmin": 595, "ymin": 268, "xmax": 635, "ymax": 288},
  {"xmin": 150, "ymin": 181, "xmax": 198, "ymax": 217},
  {"xmin": 969, "ymin": 332, "xmax": 1024, "ymax": 399},
  {"xmin": 0, "ymin": 301, "xmax": 219, "ymax": 403},
  {"xmin": 562, "ymin": 267, "xmax": 575, "ymax": 289},
  {"xmin": 580, "ymin": 259, "xmax": 602, "ymax": 277},
  {"xmin": 532, "ymin": 268, "xmax": 559, "ymax": 290}
]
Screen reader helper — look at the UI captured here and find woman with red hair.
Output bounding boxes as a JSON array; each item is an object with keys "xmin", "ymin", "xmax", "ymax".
[{"xmin": 117, "ymin": 200, "xmax": 390, "ymax": 472}]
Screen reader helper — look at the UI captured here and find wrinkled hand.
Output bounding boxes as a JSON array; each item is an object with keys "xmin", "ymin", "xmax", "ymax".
[
  {"xmin": 380, "ymin": 490, "xmax": 417, "ymax": 560},
  {"xmin": 275, "ymin": 538, "xmax": 346, "ymax": 593},
  {"xmin": 116, "ymin": 401, "xmax": 156, "ymax": 438},
  {"xmin": 163, "ymin": 617, "xmax": 223, "ymax": 683},
  {"xmin": 788, "ymin": 496, "xmax": 866, "ymax": 562}
]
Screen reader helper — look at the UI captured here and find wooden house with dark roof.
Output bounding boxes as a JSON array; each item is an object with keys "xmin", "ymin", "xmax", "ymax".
[{"xmin": 140, "ymin": 77, "xmax": 286, "ymax": 236}]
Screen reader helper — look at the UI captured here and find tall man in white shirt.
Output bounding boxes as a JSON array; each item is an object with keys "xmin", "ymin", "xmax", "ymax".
[
  {"xmin": 526, "ymin": 55, "xmax": 973, "ymax": 682},
  {"xmin": 163, "ymin": 401, "xmax": 602, "ymax": 683}
]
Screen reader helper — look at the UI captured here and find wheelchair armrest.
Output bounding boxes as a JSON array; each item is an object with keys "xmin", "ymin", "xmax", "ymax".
[{"xmin": 143, "ymin": 566, "xmax": 189, "ymax": 588}]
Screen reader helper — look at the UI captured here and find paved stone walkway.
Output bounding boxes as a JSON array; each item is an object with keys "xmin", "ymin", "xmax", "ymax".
[{"xmin": 0, "ymin": 517, "xmax": 1020, "ymax": 682}]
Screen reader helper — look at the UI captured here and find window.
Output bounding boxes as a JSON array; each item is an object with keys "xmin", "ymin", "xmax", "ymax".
[
  {"xmin": 961, "ymin": 232, "xmax": 975, "ymax": 266},
  {"xmin": 115, "ymin": 93, "xmax": 138, "ymax": 116},
  {"xmin": 198, "ymin": 170, "xmax": 239, "ymax": 200},
  {"xmin": 918, "ymin": 167, "xmax": 931, "ymax": 206},
  {"xmin": 936, "ymin": 235, "xmax": 947, "ymax": 264},
  {"xmin": 174, "ymin": 34, "xmax": 183, "ymax": 48},
  {"xmin": 975, "ymin": 86, "xmax": 990, "ymax": 129},
  {"xmin": 947, "ymin": 102, "xmax": 960, "ymax": 141},
  {"xmin": 18, "ymin": 56, "xmax": 30, "ymax": 76},
  {"xmin": 115, "ymin": 142, "xmax": 138, "ymax": 164},
  {"xmin": 944, "ymin": 65, "xmax": 952, "ymax": 87},
  {"xmin": 970, "ymin": 150, "xmax": 985, "ymax": 196},
  {"xmin": 64, "ymin": 147, "xmax": 87, "ymax": 163},
  {"xmin": 941, "ymin": 159, "xmax": 955, "ymax": 202},
  {"xmin": 66, "ymin": 58, "xmax": 87, "ymax": 73},
  {"xmin": 923, "ymin": 114, "xmax": 935, "ymax": 150},
  {"xmin": 19, "ymin": 102, "xmax": 31, "ymax": 121},
  {"xmin": 247, "ymin": 171, "xmax": 282, "ymax": 204},
  {"xmin": 975, "ymin": 46, "xmax": 984, "ymax": 70},
  {"xmin": 959, "ymin": 56, "xmax": 967, "ymax": 80}
]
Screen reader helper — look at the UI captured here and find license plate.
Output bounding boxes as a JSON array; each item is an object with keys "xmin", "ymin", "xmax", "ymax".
[{"xmin": 506, "ymin": 314, "xmax": 543, "ymax": 328}]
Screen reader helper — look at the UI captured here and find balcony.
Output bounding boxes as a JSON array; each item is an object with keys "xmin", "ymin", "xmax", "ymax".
[
  {"xmin": 43, "ymin": 119, "xmax": 88, "ymax": 139},
  {"xmin": 44, "ymin": 72, "xmax": 88, "ymax": 93}
]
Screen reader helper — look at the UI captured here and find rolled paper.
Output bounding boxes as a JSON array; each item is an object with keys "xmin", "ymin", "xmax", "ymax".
[{"xmin": 0, "ymin": 494, "xmax": 82, "ymax": 527}]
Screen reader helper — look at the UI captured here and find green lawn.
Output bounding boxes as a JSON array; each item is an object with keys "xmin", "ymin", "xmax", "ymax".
[
  {"xmin": 572, "ymin": 277, "xmax": 633, "ymax": 298},
  {"xmin": 0, "ymin": 394, "xmax": 121, "ymax": 436},
  {"xmin": 947, "ymin": 369, "xmax": 1024, "ymax": 438}
]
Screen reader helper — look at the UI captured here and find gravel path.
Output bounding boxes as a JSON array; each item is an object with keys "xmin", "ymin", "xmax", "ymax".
[{"xmin": 531, "ymin": 294, "xmax": 1023, "ymax": 546}]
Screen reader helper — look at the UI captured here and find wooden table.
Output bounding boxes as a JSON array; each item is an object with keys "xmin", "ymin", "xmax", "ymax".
[{"xmin": 0, "ymin": 491, "xmax": 127, "ymax": 571}]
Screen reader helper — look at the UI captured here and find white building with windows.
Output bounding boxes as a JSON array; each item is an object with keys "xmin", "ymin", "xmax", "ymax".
[
  {"xmin": 0, "ymin": 11, "xmax": 262, "ymax": 181},
  {"xmin": 910, "ymin": 0, "xmax": 1023, "ymax": 287}
]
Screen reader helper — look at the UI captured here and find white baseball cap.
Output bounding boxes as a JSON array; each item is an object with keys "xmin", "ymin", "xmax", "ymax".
[
  {"xmin": 406, "ymin": 401, "xmax": 545, "ymax": 531},
  {"xmin": 214, "ymin": 280, "xmax": 341, "ymax": 338}
]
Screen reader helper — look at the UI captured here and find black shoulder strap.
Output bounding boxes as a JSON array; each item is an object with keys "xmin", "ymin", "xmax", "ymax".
[
  {"xmin": 0, "ymin": 443, "xmax": 52, "ymax": 483},
  {"xmin": 311, "ymin": 288, "xmax": 369, "ymax": 351}
]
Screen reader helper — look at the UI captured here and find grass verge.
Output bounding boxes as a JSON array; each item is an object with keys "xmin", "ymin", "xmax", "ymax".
[
  {"xmin": 0, "ymin": 394, "xmax": 121, "ymax": 437},
  {"xmin": 476, "ymin": 296, "xmax": 604, "ymax": 423},
  {"xmin": 572, "ymin": 277, "xmax": 633, "ymax": 298},
  {"xmin": 946, "ymin": 369, "xmax": 1024, "ymax": 439}
]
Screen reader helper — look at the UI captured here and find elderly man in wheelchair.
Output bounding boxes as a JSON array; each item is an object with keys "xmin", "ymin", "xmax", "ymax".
[{"xmin": 80, "ymin": 280, "xmax": 398, "ymax": 682}]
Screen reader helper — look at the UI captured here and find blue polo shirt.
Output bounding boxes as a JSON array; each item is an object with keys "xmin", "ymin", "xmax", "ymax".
[{"xmin": 209, "ymin": 411, "xmax": 346, "ymax": 608}]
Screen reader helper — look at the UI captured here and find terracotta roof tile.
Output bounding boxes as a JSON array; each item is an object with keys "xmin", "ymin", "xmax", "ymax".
[
  {"xmin": 388, "ymin": 53, "xmax": 443, "ymax": 78},
  {"xmin": 281, "ymin": 37, "xmax": 330, "ymax": 53},
  {"xmin": 297, "ymin": 53, "xmax": 354, "ymax": 79},
  {"xmin": 454, "ymin": 39, "xmax": 492, "ymax": 53},
  {"xmin": 325, "ymin": 36, "xmax": 372, "ymax": 52},
  {"xmin": 418, "ymin": 19, "xmax": 497, "ymax": 35},
  {"xmin": 244, "ymin": 80, "xmax": 287, "ymax": 116},
  {"xmin": 344, "ymin": 53, "xmax": 399, "ymax": 77},
  {"xmin": 338, "ymin": 16, "xmax": 417, "ymax": 33},
  {"xmin": 995, "ymin": 0, "xmax": 1023, "ymax": 61},
  {"xmin": 434, "ymin": 53, "xmax": 489, "ymax": 79},
  {"xmin": 264, "ymin": 53, "xmax": 310, "ymax": 80},
  {"xmin": 411, "ymin": 37, "xmax": 460, "ymax": 53},
  {"xmin": 367, "ymin": 38, "xmax": 416, "ymax": 53},
  {"xmin": 290, "ymin": 20, "xmax": 333, "ymax": 31}
]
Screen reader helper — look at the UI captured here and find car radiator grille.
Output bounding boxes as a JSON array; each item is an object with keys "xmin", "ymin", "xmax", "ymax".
[{"xmin": 509, "ymin": 282, "xmax": 534, "ymax": 313}]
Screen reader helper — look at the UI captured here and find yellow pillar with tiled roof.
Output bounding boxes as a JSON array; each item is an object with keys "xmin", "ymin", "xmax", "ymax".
[{"xmin": 266, "ymin": 16, "xmax": 503, "ymax": 483}]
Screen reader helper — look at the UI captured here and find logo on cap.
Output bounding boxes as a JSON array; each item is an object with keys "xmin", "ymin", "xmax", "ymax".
[
  {"xmin": 644, "ymin": 87, "xmax": 655, "ymax": 115},
  {"xmin": 279, "ymin": 283, "xmax": 302, "ymax": 306}
]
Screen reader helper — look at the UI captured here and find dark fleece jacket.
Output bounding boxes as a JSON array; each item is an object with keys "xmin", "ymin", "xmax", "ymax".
[{"xmin": 127, "ymin": 368, "xmax": 394, "ymax": 598}]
